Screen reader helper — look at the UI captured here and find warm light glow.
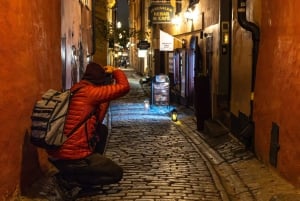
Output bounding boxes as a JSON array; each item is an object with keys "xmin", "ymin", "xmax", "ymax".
[
  {"xmin": 86, "ymin": 55, "xmax": 92, "ymax": 62},
  {"xmin": 138, "ymin": 50, "xmax": 147, "ymax": 58},
  {"xmin": 171, "ymin": 109, "xmax": 178, "ymax": 122},
  {"xmin": 116, "ymin": 21, "xmax": 122, "ymax": 29},
  {"xmin": 223, "ymin": 33, "xmax": 229, "ymax": 44},
  {"xmin": 184, "ymin": 9, "xmax": 194, "ymax": 21},
  {"xmin": 171, "ymin": 15, "xmax": 181, "ymax": 25}
]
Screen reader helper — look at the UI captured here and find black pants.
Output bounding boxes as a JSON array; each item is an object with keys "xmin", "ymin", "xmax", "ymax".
[
  {"xmin": 94, "ymin": 123, "xmax": 109, "ymax": 155},
  {"xmin": 51, "ymin": 153, "xmax": 123, "ymax": 186},
  {"xmin": 50, "ymin": 124, "xmax": 123, "ymax": 186}
]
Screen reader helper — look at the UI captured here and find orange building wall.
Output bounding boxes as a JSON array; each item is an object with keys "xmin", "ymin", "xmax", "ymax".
[
  {"xmin": 0, "ymin": 0, "xmax": 61, "ymax": 199},
  {"xmin": 254, "ymin": 0, "xmax": 300, "ymax": 187}
]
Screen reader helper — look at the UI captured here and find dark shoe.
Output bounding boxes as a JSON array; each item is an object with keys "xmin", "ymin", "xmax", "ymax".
[
  {"xmin": 53, "ymin": 174, "xmax": 81, "ymax": 201},
  {"xmin": 77, "ymin": 185, "xmax": 104, "ymax": 198}
]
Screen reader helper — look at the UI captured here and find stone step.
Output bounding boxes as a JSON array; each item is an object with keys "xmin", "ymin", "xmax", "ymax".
[{"xmin": 203, "ymin": 119, "xmax": 229, "ymax": 137}]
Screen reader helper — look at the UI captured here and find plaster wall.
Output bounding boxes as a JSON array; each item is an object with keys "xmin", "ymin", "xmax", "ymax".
[
  {"xmin": 254, "ymin": 0, "xmax": 300, "ymax": 187},
  {"xmin": 0, "ymin": 0, "xmax": 61, "ymax": 199},
  {"xmin": 61, "ymin": 0, "xmax": 82, "ymax": 89},
  {"xmin": 231, "ymin": 0, "xmax": 253, "ymax": 116},
  {"xmin": 230, "ymin": 0, "xmax": 261, "ymax": 117}
]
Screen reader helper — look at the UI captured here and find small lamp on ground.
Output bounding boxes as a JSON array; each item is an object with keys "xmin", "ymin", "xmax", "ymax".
[
  {"xmin": 144, "ymin": 100, "xmax": 150, "ymax": 110},
  {"xmin": 171, "ymin": 109, "xmax": 178, "ymax": 122}
]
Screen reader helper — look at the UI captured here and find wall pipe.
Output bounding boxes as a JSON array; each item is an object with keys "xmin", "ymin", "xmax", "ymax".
[{"xmin": 237, "ymin": 0, "xmax": 260, "ymax": 120}]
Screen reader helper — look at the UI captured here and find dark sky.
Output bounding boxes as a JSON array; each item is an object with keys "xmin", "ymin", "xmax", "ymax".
[{"xmin": 117, "ymin": 0, "xmax": 129, "ymax": 29}]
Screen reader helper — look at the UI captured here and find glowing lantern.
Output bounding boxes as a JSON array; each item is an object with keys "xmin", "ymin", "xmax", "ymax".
[{"xmin": 171, "ymin": 109, "xmax": 178, "ymax": 122}]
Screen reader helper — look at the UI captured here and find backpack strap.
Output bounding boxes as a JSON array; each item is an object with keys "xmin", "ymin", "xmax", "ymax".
[
  {"xmin": 86, "ymin": 107, "xmax": 100, "ymax": 150},
  {"xmin": 66, "ymin": 109, "xmax": 96, "ymax": 137},
  {"xmin": 64, "ymin": 86, "xmax": 95, "ymax": 137}
]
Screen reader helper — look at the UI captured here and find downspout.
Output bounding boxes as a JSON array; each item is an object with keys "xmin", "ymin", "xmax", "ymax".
[{"xmin": 237, "ymin": 0, "xmax": 260, "ymax": 121}]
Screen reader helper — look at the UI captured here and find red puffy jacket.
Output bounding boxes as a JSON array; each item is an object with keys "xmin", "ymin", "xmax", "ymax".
[{"xmin": 48, "ymin": 69, "xmax": 130, "ymax": 160}]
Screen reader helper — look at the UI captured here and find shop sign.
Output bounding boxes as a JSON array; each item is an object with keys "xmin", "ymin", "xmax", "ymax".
[
  {"xmin": 137, "ymin": 40, "xmax": 150, "ymax": 49},
  {"xmin": 149, "ymin": 4, "xmax": 174, "ymax": 24},
  {"xmin": 160, "ymin": 30, "xmax": 174, "ymax": 51}
]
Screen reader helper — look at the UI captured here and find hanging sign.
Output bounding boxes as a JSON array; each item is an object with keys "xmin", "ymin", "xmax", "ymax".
[
  {"xmin": 160, "ymin": 30, "xmax": 174, "ymax": 51},
  {"xmin": 137, "ymin": 40, "xmax": 150, "ymax": 49},
  {"xmin": 149, "ymin": 4, "xmax": 174, "ymax": 24}
]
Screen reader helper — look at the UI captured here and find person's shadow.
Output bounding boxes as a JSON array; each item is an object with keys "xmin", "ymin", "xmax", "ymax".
[{"xmin": 20, "ymin": 130, "xmax": 53, "ymax": 199}]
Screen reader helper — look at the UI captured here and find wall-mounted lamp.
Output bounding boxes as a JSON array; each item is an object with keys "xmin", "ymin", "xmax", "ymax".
[
  {"xmin": 181, "ymin": 39, "xmax": 187, "ymax": 48},
  {"xmin": 221, "ymin": 22, "xmax": 230, "ymax": 45},
  {"xmin": 116, "ymin": 21, "xmax": 122, "ymax": 29},
  {"xmin": 171, "ymin": 109, "xmax": 178, "ymax": 122},
  {"xmin": 184, "ymin": 8, "xmax": 194, "ymax": 22},
  {"xmin": 171, "ymin": 15, "xmax": 181, "ymax": 25}
]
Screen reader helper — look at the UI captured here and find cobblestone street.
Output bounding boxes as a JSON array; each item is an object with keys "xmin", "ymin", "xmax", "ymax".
[
  {"xmin": 20, "ymin": 68, "xmax": 300, "ymax": 201},
  {"xmin": 74, "ymin": 69, "xmax": 228, "ymax": 201}
]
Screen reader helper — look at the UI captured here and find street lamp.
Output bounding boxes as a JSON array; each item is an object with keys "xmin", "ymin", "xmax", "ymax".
[{"xmin": 116, "ymin": 21, "xmax": 122, "ymax": 29}]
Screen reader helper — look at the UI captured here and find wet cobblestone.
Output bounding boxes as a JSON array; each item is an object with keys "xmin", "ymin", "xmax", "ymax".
[
  {"xmin": 78, "ymin": 70, "xmax": 226, "ymax": 200},
  {"xmin": 98, "ymin": 106, "xmax": 226, "ymax": 201}
]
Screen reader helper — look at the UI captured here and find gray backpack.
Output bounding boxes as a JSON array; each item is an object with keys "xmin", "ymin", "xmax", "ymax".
[{"xmin": 30, "ymin": 89, "xmax": 73, "ymax": 150}]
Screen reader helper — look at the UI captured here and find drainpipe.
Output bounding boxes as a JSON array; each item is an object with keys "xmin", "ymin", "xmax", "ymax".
[{"xmin": 237, "ymin": 0, "xmax": 260, "ymax": 121}]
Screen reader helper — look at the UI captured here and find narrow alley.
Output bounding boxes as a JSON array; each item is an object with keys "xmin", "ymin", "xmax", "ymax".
[{"xmin": 21, "ymin": 68, "xmax": 300, "ymax": 201}]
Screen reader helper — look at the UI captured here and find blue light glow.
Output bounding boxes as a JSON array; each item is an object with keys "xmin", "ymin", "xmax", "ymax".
[{"xmin": 111, "ymin": 103, "xmax": 176, "ymax": 121}]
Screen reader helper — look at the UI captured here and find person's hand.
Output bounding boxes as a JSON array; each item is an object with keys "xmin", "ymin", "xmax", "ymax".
[{"xmin": 104, "ymin": 66, "xmax": 115, "ymax": 74}]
